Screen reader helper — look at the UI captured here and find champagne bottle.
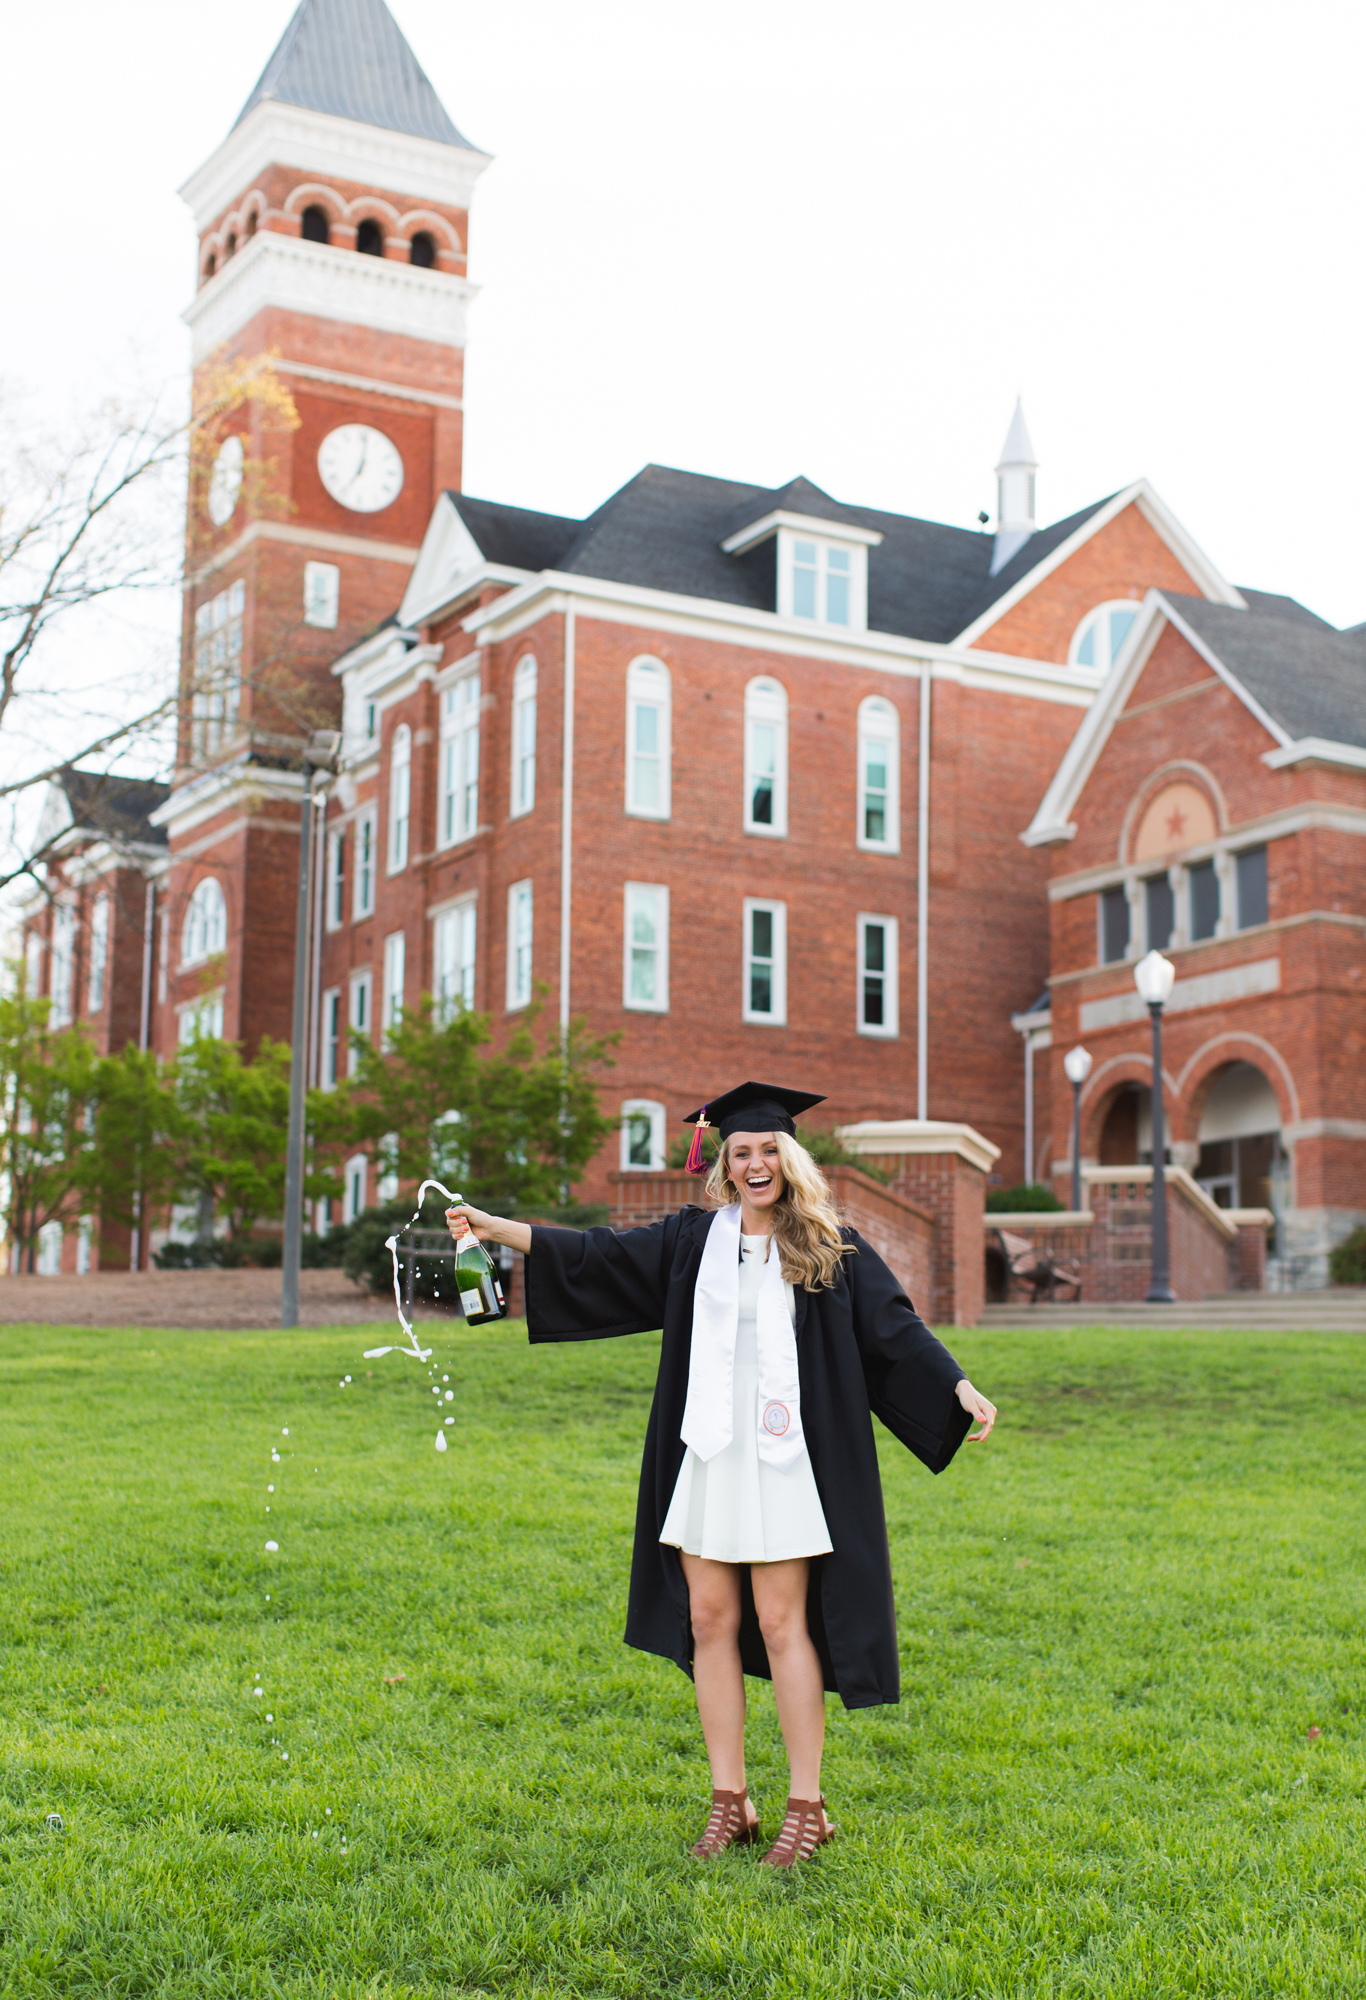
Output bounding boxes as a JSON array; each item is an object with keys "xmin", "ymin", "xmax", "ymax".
[{"xmin": 450, "ymin": 1211, "xmax": 508, "ymax": 1324}]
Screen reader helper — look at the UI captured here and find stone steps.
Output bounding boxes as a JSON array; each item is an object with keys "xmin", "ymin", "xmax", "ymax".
[{"xmin": 978, "ymin": 1291, "xmax": 1366, "ymax": 1332}]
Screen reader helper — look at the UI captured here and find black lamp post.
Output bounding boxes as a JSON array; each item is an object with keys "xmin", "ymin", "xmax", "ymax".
[
  {"xmin": 282, "ymin": 730, "xmax": 341, "ymax": 1329},
  {"xmin": 1063, "ymin": 1044, "xmax": 1092, "ymax": 1211},
  {"xmin": 1134, "ymin": 947, "xmax": 1177, "ymax": 1304}
]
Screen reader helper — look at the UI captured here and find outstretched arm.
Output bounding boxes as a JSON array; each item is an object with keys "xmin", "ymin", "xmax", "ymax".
[
  {"xmin": 446, "ymin": 1202, "xmax": 531, "ymax": 1254},
  {"xmin": 449, "ymin": 1204, "xmax": 685, "ymax": 1344}
]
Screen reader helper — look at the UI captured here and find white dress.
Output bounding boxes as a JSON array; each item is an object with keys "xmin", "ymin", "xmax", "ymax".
[{"xmin": 659, "ymin": 1234, "xmax": 833, "ymax": 1563}]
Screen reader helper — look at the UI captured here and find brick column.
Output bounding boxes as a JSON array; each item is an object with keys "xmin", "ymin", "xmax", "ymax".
[{"xmin": 836, "ymin": 1121, "xmax": 999, "ymax": 1327}]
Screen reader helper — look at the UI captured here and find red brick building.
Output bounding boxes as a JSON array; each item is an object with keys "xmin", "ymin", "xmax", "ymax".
[
  {"xmin": 19, "ymin": 0, "xmax": 1365, "ymax": 1291},
  {"xmin": 1023, "ymin": 590, "xmax": 1366, "ymax": 1286}
]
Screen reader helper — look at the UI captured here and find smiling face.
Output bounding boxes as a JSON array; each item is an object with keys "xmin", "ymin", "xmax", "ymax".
[{"xmin": 727, "ymin": 1132, "xmax": 785, "ymax": 1218}]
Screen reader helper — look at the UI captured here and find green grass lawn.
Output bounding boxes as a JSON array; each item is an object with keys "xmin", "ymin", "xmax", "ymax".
[{"xmin": 1, "ymin": 1314, "xmax": 1364, "ymax": 1999}]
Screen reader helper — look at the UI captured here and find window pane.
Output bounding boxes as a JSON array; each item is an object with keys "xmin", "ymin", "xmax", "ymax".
[
  {"xmin": 794, "ymin": 542, "xmax": 816, "ymax": 564},
  {"xmin": 792, "ymin": 567, "xmax": 816, "ymax": 619},
  {"xmin": 826, "ymin": 572, "xmax": 849, "ymax": 625},
  {"xmin": 827, "ymin": 547, "xmax": 850, "ymax": 572},
  {"xmin": 1190, "ymin": 860, "xmax": 1219, "ymax": 940},
  {"xmin": 633, "ymin": 751, "xmax": 659, "ymax": 811},
  {"xmin": 1145, "ymin": 874, "xmax": 1174, "ymax": 951},
  {"xmin": 863, "ymin": 922, "xmax": 885, "ymax": 973},
  {"xmin": 751, "ymin": 909, "xmax": 772, "ymax": 958},
  {"xmin": 750, "ymin": 964, "xmax": 772, "ymax": 1013},
  {"xmin": 1109, "ymin": 608, "xmax": 1137, "ymax": 659},
  {"xmin": 1077, "ymin": 622, "xmax": 1096, "ymax": 668},
  {"xmin": 863, "ymin": 976, "xmax": 884, "ymax": 1026},
  {"xmin": 1101, "ymin": 885, "xmax": 1130, "ymax": 963},
  {"xmin": 627, "ymin": 1115, "xmax": 652, "ymax": 1167},
  {"xmin": 1236, "ymin": 845, "xmax": 1268, "ymax": 929},
  {"xmin": 635, "ymin": 705, "xmax": 658, "ymax": 755}
]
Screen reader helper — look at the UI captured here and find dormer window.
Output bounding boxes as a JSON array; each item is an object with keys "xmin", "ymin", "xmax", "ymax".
[{"xmin": 720, "ymin": 508, "xmax": 880, "ymax": 634}]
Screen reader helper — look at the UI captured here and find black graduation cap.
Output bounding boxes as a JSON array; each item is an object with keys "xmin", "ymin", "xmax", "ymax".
[{"xmin": 682, "ymin": 1081, "xmax": 826, "ymax": 1172}]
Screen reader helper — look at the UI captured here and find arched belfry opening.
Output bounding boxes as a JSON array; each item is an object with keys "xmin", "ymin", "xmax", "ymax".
[
  {"xmin": 409, "ymin": 230, "xmax": 435, "ymax": 267},
  {"xmin": 356, "ymin": 217, "xmax": 383, "ymax": 256},
  {"xmin": 300, "ymin": 205, "xmax": 330, "ymax": 244}
]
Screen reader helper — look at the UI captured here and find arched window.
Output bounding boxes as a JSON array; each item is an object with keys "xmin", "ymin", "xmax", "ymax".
[
  {"xmin": 245, "ymin": 211, "xmax": 257, "ymax": 239},
  {"xmin": 744, "ymin": 677, "xmax": 788, "ymax": 836},
  {"xmin": 87, "ymin": 894, "xmax": 110, "ymax": 1012},
  {"xmin": 182, "ymin": 878, "xmax": 227, "ymax": 966},
  {"xmin": 1070, "ymin": 600, "xmax": 1142, "ymax": 672},
  {"xmin": 203, "ymin": 252, "xmax": 216, "ymax": 281},
  {"xmin": 225, "ymin": 233, "xmax": 237, "ymax": 260},
  {"xmin": 625, "ymin": 658, "xmax": 671, "ymax": 819},
  {"xmin": 857, "ymin": 696, "xmax": 900, "ymax": 852},
  {"xmin": 510, "ymin": 656, "xmax": 537, "ymax": 817},
  {"xmin": 409, "ymin": 230, "xmax": 436, "ymax": 268},
  {"xmin": 356, "ymin": 217, "xmax": 384, "ymax": 257},
  {"xmin": 301, "ymin": 205, "xmax": 330, "ymax": 245},
  {"xmin": 388, "ymin": 723, "xmax": 411, "ymax": 873}
]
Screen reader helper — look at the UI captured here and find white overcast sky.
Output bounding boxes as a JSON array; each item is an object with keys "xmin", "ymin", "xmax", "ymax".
[{"xmin": 4, "ymin": 0, "xmax": 1364, "ymax": 632}]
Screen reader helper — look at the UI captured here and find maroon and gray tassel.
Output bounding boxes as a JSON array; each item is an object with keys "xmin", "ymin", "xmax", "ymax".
[{"xmin": 684, "ymin": 1112, "xmax": 711, "ymax": 1175}]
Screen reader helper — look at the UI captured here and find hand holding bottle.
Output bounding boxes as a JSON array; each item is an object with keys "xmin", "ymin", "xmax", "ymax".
[{"xmin": 445, "ymin": 1204, "xmax": 532, "ymax": 1256}]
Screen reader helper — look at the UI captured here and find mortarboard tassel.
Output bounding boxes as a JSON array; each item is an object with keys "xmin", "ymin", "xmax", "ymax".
[{"xmin": 684, "ymin": 1112, "xmax": 710, "ymax": 1175}]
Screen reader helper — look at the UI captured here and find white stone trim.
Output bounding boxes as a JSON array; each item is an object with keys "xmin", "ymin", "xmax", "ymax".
[
  {"xmin": 191, "ymin": 516, "xmax": 420, "ymax": 584},
  {"xmin": 720, "ymin": 509, "xmax": 884, "ymax": 555},
  {"xmin": 179, "ymin": 99, "xmax": 492, "ymax": 230},
  {"xmin": 837, "ymin": 1118, "xmax": 1001, "ymax": 1174},
  {"xmin": 182, "ymin": 231, "xmax": 478, "ymax": 360},
  {"xmin": 1262, "ymin": 737, "xmax": 1366, "ymax": 773},
  {"xmin": 1283, "ymin": 1118, "xmax": 1366, "ymax": 1142},
  {"xmin": 271, "ymin": 357, "xmax": 463, "ymax": 410},
  {"xmin": 1081, "ymin": 1162, "xmax": 1238, "ymax": 1239},
  {"xmin": 1079, "ymin": 956, "xmax": 1280, "ymax": 1032}
]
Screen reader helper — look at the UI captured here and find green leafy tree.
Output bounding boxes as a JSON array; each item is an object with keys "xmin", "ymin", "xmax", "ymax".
[
  {"xmin": 0, "ymin": 988, "xmax": 99, "ymax": 1269},
  {"xmin": 79, "ymin": 1044, "xmax": 183, "ymax": 1254},
  {"xmin": 173, "ymin": 1034, "xmax": 294, "ymax": 1241},
  {"xmin": 312, "ymin": 991, "xmax": 616, "ymax": 1214}
]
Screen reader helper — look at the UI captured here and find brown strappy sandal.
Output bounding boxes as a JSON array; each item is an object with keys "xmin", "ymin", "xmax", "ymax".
[
  {"xmin": 759, "ymin": 1794, "xmax": 836, "ymax": 1868},
  {"xmin": 689, "ymin": 1786, "xmax": 760, "ymax": 1858}
]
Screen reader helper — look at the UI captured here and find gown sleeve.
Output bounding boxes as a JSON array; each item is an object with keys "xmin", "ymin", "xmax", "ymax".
[
  {"xmin": 524, "ymin": 1211, "xmax": 688, "ymax": 1344},
  {"xmin": 843, "ymin": 1229, "xmax": 973, "ymax": 1473}
]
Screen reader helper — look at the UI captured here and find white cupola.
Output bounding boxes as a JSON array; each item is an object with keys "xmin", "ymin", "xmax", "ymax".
[{"xmin": 990, "ymin": 398, "xmax": 1038, "ymax": 574}]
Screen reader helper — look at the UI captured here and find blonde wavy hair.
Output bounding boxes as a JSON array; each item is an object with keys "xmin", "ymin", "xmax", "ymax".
[{"xmin": 703, "ymin": 1130, "xmax": 850, "ymax": 1290}]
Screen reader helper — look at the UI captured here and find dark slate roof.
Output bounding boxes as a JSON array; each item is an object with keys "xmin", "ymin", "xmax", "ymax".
[
  {"xmin": 447, "ymin": 494, "xmax": 579, "ymax": 573},
  {"xmin": 1164, "ymin": 593, "xmax": 1366, "ymax": 752},
  {"xmin": 1235, "ymin": 587, "xmax": 1335, "ymax": 631},
  {"xmin": 444, "ymin": 464, "xmax": 1116, "ymax": 647},
  {"xmin": 60, "ymin": 768, "xmax": 169, "ymax": 847},
  {"xmin": 234, "ymin": 0, "xmax": 474, "ymax": 148}
]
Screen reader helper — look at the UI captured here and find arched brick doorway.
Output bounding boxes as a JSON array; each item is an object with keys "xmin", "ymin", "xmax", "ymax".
[{"xmin": 1193, "ymin": 1060, "xmax": 1287, "ymax": 1215}]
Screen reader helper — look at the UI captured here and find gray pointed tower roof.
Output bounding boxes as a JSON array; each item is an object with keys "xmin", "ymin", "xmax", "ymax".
[{"xmin": 235, "ymin": 0, "xmax": 474, "ymax": 148}]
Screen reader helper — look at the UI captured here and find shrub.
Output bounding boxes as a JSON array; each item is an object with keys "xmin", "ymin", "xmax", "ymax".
[
  {"xmin": 153, "ymin": 1239, "xmax": 218, "ymax": 1270},
  {"xmin": 986, "ymin": 1182, "xmax": 1064, "ymax": 1213},
  {"xmin": 1328, "ymin": 1224, "xmax": 1366, "ymax": 1286}
]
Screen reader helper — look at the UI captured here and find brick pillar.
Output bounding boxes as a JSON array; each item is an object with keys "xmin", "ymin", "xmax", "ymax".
[{"xmin": 836, "ymin": 1121, "xmax": 999, "ymax": 1327}]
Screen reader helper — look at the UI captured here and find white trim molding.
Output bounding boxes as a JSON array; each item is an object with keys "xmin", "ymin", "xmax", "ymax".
[
  {"xmin": 1079, "ymin": 956, "xmax": 1281, "ymax": 1032},
  {"xmin": 837, "ymin": 1118, "xmax": 1001, "ymax": 1175},
  {"xmin": 1263, "ymin": 737, "xmax": 1366, "ymax": 774}
]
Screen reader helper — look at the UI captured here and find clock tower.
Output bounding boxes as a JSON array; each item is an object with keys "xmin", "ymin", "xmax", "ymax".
[{"xmin": 154, "ymin": 0, "xmax": 488, "ymax": 1062}]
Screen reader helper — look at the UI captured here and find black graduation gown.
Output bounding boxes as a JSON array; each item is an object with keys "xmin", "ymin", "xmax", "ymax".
[{"xmin": 525, "ymin": 1205, "xmax": 971, "ymax": 1710}]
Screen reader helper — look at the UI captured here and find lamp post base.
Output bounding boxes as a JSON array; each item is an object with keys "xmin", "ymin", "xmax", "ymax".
[{"xmin": 1144, "ymin": 1282, "xmax": 1176, "ymax": 1304}]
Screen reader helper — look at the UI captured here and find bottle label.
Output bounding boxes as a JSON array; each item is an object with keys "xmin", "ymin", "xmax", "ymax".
[
  {"xmin": 459, "ymin": 1288, "xmax": 482, "ymax": 1316},
  {"xmin": 493, "ymin": 1280, "xmax": 505, "ymax": 1306}
]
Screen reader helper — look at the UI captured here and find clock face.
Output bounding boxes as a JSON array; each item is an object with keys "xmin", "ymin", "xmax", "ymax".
[
  {"xmin": 207, "ymin": 434, "xmax": 244, "ymax": 526},
  {"xmin": 317, "ymin": 424, "xmax": 404, "ymax": 513}
]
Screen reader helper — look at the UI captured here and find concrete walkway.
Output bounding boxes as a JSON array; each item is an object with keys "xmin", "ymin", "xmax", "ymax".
[{"xmin": 980, "ymin": 1290, "xmax": 1366, "ymax": 1332}]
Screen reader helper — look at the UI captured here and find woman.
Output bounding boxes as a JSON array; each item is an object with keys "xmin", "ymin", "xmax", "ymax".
[{"xmin": 446, "ymin": 1080, "xmax": 996, "ymax": 1868}]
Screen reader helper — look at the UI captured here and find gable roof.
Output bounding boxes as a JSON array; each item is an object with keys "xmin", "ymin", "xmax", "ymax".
[
  {"xmin": 1023, "ymin": 587, "xmax": 1366, "ymax": 845},
  {"xmin": 234, "ymin": 0, "xmax": 474, "ymax": 148},
  {"xmin": 42, "ymin": 767, "xmax": 170, "ymax": 852}
]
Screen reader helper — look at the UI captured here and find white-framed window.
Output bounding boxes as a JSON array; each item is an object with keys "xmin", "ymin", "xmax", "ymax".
[
  {"xmin": 1069, "ymin": 600, "xmax": 1141, "ymax": 671},
  {"xmin": 743, "ymin": 898, "xmax": 787, "ymax": 1025},
  {"xmin": 192, "ymin": 578, "xmax": 245, "ymax": 759},
  {"xmin": 178, "ymin": 992, "xmax": 225, "ymax": 1042},
  {"xmin": 382, "ymin": 931, "xmax": 405, "ymax": 1041},
  {"xmin": 507, "ymin": 879, "xmax": 533, "ymax": 1010},
  {"xmin": 744, "ymin": 677, "xmax": 788, "ymax": 837},
  {"xmin": 36, "ymin": 1221, "xmax": 63, "ymax": 1277},
  {"xmin": 620, "ymin": 1098, "xmax": 666, "ymax": 1171},
  {"xmin": 434, "ymin": 900, "xmax": 477, "ymax": 1019},
  {"xmin": 777, "ymin": 532, "xmax": 868, "ymax": 630},
  {"xmin": 387, "ymin": 723, "xmax": 411, "ymax": 873},
  {"xmin": 623, "ymin": 883, "xmax": 669, "ymax": 1012},
  {"xmin": 511, "ymin": 655, "xmax": 537, "ymax": 818},
  {"xmin": 857, "ymin": 914, "xmax": 899, "ymax": 1037},
  {"xmin": 439, "ymin": 670, "xmax": 480, "ymax": 846},
  {"xmin": 343, "ymin": 1152, "xmax": 368, "ymax": 1224},
  {"xmin": 377, "ymin": 1135, "xmax": 400, "ymax": 1203},
  {"xmin": 857, "ymin": 697, "xmax": 900, "ymax": 853},
  {"xmin": 50, "ymin": 903, "xmax": 76, "ymax": 1027},
  {"xmin": 625, "ymin": 657, "xmax": 671, "ymax": 820},
  {"xmin": 325, "ymin": 829, "xmax": 345, "ymax": 930},
  {"xmin": 303, "ymin": 560, "xmax": 340, "ymax": 629},
  {"xmin": 76, "ymin": 1216, "xmax": 93, "ymax": 1276},
  {"xmin": 353, "ymin": 809, "xmax": 376, "ymax": 918},
  {"xmin": 320, "ymin": 987, "xmax": 342, "ymax": 1088},
  {"xmin": 181, "ymin": 877, "xmax": 227, "ymax": 967},
  {"xmin": 87, "ymin": 894, "xmax": 110, "ymax": 1012},
  {"xmin": 347, "ymin": 969, "xmax": 372, "ymax": 1075},
  {"xmin": 24, "ymin": 932, "xmax": 43, "ymax": 1000}
]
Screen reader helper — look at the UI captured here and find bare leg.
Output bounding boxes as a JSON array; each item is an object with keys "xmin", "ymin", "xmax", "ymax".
[
  {"xmin": 750, "ymin": 1557, "xmax": 829, "ymax": 1812},
  {"xmin": 679, "ymin": 1552, "xmax": 757, "ymax": 1826}
]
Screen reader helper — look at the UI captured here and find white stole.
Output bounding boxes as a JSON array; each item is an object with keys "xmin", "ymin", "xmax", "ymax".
[{"xmin": 680, "ymin": 1203, "xmax": 806, "ymax": 1471}]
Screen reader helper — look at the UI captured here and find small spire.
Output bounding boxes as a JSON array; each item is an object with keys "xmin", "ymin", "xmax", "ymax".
[{"xmin": 990, "ymin": 397, "xmax": 1038, "ymax": 575}]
